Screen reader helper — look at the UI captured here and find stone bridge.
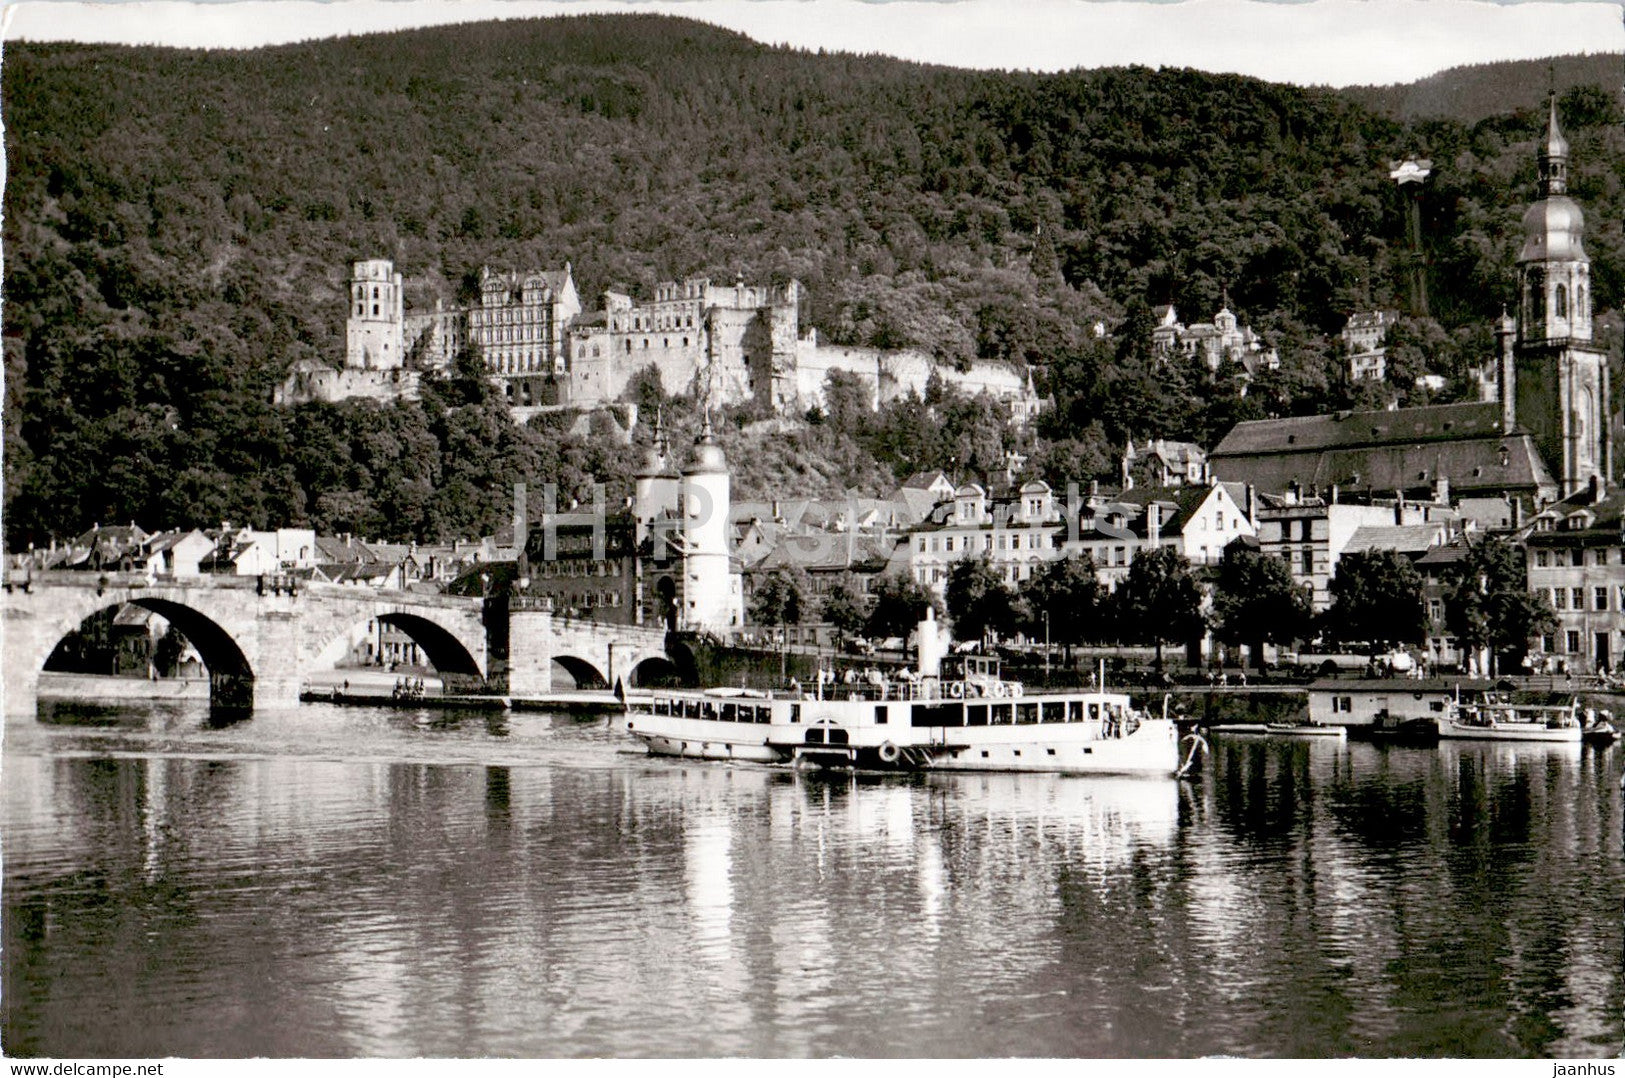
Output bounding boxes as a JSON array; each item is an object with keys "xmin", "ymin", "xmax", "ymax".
[{"xmin": 2, "ymin": 572, "xmax": 681, "ymax": 715}]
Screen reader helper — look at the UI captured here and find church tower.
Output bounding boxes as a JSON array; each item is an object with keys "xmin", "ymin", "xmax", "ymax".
[{"xmin": 1514, "ymin": 93, "xmax": 1611, "ymax": 496}]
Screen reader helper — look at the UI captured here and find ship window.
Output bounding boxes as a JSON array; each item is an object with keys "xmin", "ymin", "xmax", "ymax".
[
  {"xmin": 789, "ymin": 704, "xmax": 800, "ymax": 724},
  {"xmin": 1068, "ymin": 701, "xmax": 1084, "ymax": 722},
  {"xmin": 1047, "ymin": 748, "xmax": 1057, "ymax": 756},
  {"xmin": 991, "ymin": 703, "xmax": 1013, "ymax": 725},
  {"xmin": 827, "ymin": 727, "xmax": 849, "ymax": 746},
  {"xmin": 757, "ymin": 706, "xmax": 770, "ymax": 724},
  {"xmin": 1041, "ymin": 702, "xmax": 1065, "ymax": 723},
  {"xmin": 912, "ymin": 703, "xmax": 962, "ymax": 727},
  {"xmin": 966, "ymin": 704, "xmax": 988, "ymax": 726},
  {"xmin": 874, "ymin": 705, "xmax": 887, "ymax": 725},
  {"xmin": 721, "ymin": 703, "xmax": 736, "ymax": 722},
  {"xmin": 685, "ymin": 700, "xmax": 700, "ymax": 718},
  {"xmin": 805, "ymin": 727, "xmax": 825, "ymax": 745},
  {"xmin": 1016, "ymin": 702, "xmax": 1038, "ymax": 724},
  {"xmin": 1089, "ymin": 703, "xmax": 1101, "ymax": 721}
]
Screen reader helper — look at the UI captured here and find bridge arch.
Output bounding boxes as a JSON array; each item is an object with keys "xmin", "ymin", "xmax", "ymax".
[
  {"xmin": 308, "ymin": 612, "xmax": 486, "ymax": 694},
  {"xmin": 39, "ymin": 597, "xmax": 257, "ymax": 714},
  {"xmin": 553, "ymin": 654, "xmax": 608, "ymax": 690},
  {"xmin": 627, "ymin": 654, "xmax": 683, "ymax": 688}
]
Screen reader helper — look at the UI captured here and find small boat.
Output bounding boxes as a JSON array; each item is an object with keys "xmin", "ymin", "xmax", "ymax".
[
  {"xmin": 1436, "ymin": 692, "xmax": 1582, "ymax": 743},
  {"xmin": 1583, "ymin": 708, "xmax": 1618, "ymax": 745},
  {"xmin": 623, "ymin": 612, "xmax": 1190, "ymax": 778},
  {"xmin": 1207, "ymin": 723, "xmax": 1346, "ymax": 740},
  {"xmin": 1265, "ymin": 723, "xmax": 1347, "ymax": 739}
]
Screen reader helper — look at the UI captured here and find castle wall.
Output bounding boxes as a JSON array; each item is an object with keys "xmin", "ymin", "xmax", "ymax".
[
  {"xmin": 793, "ymin": 343, "xmax": 1032, "ymax": 415},
  {"xmin": 274, "ymin": 366, "xmax": 423, "ymax": 406}
]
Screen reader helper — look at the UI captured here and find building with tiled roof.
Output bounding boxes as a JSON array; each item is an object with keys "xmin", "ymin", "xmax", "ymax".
[
  {"xmin": 1069, "ymin": 481, "xmax": 1255, "ymax": 586},
  {"xmin": 1209, "ymin": 401, "xmax": 1558, "ymax": 507}
]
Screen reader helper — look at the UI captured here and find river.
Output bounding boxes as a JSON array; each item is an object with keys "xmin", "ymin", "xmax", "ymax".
[{"xmin": 3, "ymin": 700, "xmax": 1621, "ymax": 1057}]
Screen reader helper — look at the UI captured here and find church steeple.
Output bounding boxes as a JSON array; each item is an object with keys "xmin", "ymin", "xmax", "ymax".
[
  {"xmin": 1513, "ymin": 91, "xmax": 1609, "ymax": 496},
  {"xmin": 1538, "ymin": 90, "xmax": 1570, "ymax": 197},
  {"xmin": 1518, "ymin": 94, "xmax": 1590, "ymax": 345}
]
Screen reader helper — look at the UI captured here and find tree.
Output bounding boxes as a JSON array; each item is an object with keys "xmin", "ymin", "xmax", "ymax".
[
  {"xmin": 865, "ymin": 574, "xmax": 942, "ymax": 640},
  {"xmin": 819, "ymin": 580, "xmax": 868, "ymax": 636},
  {"xmin": 946, "ymin": 556, "xmax": 1019, "ymax": 642},
  {"xmin": 1112, "ymin": 546, "xmax": 1206, "ymax": 668},
  {"xmin": 1211, "ymin": 539, "xmax": 1314, "ymax": 668},
  {"xmin": 1022, "ymin": 554, "xmax": 1105, "ymax": 660},
  {"xmin": 152, "ymin": 623, "xmax": 191, "ymax": 677},
  {"xmin": 1324, "ymin": 549, "xmax": 1427, "ymax": 654},
  {"xmin": 1442, "ymin": 535, "xmax": 1557, "ymax": 675},
  {"xmin": 750, "ymin": 569, "xmax": 804, "ymax": 629}
]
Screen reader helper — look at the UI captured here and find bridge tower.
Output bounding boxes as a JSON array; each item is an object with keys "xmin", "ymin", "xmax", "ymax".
[{"xmin": 678, "ymin": 417, "xmax": 743, "ymax": 634}]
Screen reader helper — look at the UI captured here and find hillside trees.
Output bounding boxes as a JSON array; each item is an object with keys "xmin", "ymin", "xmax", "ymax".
[{"xmin": 5, "ymin": 23, "xmax": 1623, "ymax": 545}]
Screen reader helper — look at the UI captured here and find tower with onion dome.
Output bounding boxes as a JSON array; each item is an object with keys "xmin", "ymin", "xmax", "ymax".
[{"xmin": 1514, "ymin": 91, "xmax": 1611, "ymax": 495}]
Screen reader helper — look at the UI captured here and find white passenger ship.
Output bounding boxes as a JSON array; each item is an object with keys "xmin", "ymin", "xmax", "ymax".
[
  {"xmin": 624, "ymin": 613, "xmax": 1185, "ymax": 777},
  {"xmin": 1437, "ymin": 693, "xmax": 1583, "ymax": 743}
]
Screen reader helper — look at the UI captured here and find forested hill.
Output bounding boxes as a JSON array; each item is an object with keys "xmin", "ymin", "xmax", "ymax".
[
  {"xmin": 1344, "ymin": 52, "xmax": 1624, "ymax": 123},
  {"xmin": 6, "ymin": 15, "xmax": 1625, "ymax": 547}
]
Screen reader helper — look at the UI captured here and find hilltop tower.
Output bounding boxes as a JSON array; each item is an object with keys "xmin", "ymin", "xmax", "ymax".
[
  {"xmin": 345, "ymin": 259, "xmax": 405, "ymax": 370},
  {"xmin": 1513, "ymin": 93, "xmax": 1611, "ymax": 495},
  {"xmin": 677, "ymin": 417, "xmax": 743, "ymax": 633}
]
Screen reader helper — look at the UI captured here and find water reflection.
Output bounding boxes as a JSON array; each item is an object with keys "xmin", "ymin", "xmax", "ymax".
[{"xmin": 2, "ymin": 710, "xmax": 1621, "ymax": 1058}]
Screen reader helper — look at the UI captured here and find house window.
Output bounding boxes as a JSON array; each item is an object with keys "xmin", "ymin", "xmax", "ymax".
[
  {"xmin": 1536, "ymin": 550, "xmax": 1550, "ymax": 567},
  {"xmin": 917, "ymin": 539, "xmax": 926, "ymax": 553},
  {"xmin": 1573, "ymin": 587, "xmax": 1585, "ymax": 610},
  {"xmin": 944, "ymin": 537, "xmax": 954, "ymax": 553},
  {"xmin": 1300, "ymin": 549, "xmax": 1313, "ymax": 575},
  {"xmin": 1597, "ymin": 587, "xmax": 1609, "ymax": 611},
  {"xmin": 1554, "ymin": 589, "xmax": 1567, "ymax": 610},
  {"xmin": 1568, "ymin": 630, "xmax": 1582, "ymax": 654},
  {"xmin": 984, "ymin": 536, "xmax": 993, "ymax": 551}
]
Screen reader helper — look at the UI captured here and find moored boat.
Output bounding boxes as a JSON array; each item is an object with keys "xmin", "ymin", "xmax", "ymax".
[
  {"xmin": 623, "ymin": 612, "xmax": 1188, "ymax": 778},
  {"xmin": 1208, "ymin": 722, "xmax": 1345, "ymax": 739},
  {"xmin": 1436, "ymin": 692, "xmax": 1582, "ymax": 743}
]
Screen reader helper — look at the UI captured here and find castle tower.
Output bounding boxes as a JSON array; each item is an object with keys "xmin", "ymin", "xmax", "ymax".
[
  {"xmin": 345, "ymin": 259, "xmax": 405, "ymax": 370},
  {"xmin": 678, "ymin": 417, "xmax": 743, "ymax": 633},
  {"xmin": 1514, "ymin": 93, "xmax": 1611, "ymax": 495}
]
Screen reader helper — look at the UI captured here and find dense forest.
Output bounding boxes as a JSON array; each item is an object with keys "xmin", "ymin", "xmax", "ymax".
[{"xmin": 6, "ymin": 17, "xmax": 1625, "ymax": 548}]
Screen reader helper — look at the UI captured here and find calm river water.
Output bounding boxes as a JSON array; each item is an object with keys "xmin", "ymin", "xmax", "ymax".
[{"xmin": 3, "ymin": 700, "xmax": 1622, "ymax": 1058}]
